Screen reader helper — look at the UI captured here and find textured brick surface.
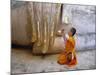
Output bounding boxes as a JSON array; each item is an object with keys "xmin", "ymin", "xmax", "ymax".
[{"xmin": 62, "ymin": 4, "xmax": 96, "ymax": 50}]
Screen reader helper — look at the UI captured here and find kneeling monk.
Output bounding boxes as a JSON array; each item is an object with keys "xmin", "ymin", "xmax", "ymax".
[{"xmin": 57, "ymin": 27, "xmax": 77, "ymax": 67}]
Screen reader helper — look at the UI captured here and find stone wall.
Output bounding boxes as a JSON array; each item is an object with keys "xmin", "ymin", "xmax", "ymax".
[{"xmin": 62, "ymin": 4, "xmax": 96, "ymax": 50}]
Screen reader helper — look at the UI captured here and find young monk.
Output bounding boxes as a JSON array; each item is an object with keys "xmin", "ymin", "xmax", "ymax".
[{"xmin": 57, "ymin": 27, "xmax": 77, "ymax": 67}]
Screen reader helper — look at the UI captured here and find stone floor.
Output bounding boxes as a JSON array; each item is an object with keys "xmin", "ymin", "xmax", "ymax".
[{"xmin": 11, "ymin": 48, "xmax": 96, "ymax": 74}]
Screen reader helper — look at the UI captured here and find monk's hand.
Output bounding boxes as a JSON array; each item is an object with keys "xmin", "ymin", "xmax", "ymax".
[{"xmin": 61, "ymin": 29, "xmax": 65, "ymax": 35}]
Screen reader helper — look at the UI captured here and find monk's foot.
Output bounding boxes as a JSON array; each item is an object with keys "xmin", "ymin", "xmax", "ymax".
[
  {"xmin": 57, "ymin": 61, "xmax": 65, "ymax": 65},
  {"xmin": 66, "ymin": 64, "xmax": 77, "ymax": 68}
]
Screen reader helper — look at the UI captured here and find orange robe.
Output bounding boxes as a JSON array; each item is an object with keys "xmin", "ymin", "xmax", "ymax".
[{"xmin": 57, "ymin": 36, "xmax": 77, "ymax": 67}]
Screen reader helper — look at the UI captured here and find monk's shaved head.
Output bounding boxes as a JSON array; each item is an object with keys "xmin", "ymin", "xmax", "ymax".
[{"xmin": 70, "ymin": 27, "xmax": 76, "ymax": 36}]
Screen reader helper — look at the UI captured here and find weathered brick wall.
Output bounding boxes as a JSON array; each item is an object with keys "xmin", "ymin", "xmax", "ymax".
[{"xmin": 62, "ymin": 4, "xmax": 96, "ymax": 50}]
